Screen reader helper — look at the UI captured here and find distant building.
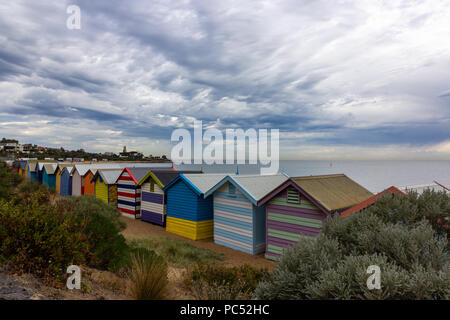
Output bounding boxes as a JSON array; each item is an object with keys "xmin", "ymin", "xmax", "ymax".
[
  {"xmin": 0, "ymin": 142, "xmax": 22, "ymax": 153},
  {"xmin": 119, "ymin": 146, "xmax": 143, "ymax": 158},
  {"xmin": 22, "ymin": 144, "xmax": 34, "ymax": 153}
]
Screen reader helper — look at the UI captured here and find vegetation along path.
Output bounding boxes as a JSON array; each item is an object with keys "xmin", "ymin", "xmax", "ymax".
[{"xmin": 120, "ymin": 216, "xmax": 275, "ymax": 270}]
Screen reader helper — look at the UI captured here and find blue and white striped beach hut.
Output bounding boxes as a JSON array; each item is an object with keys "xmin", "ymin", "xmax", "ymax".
[{"xmin": 204, "ymin": 174, "xmax": 288, "ymax": 255}]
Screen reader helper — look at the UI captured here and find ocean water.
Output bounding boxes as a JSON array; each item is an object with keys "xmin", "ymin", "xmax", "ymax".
[{"xmin": 175, "ymin": 160, "xmax": 450, "ymax": 193}]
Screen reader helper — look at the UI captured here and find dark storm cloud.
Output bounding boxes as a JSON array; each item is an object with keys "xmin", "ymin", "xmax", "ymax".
[{"xmin": 0, "ymin": 0, "xmax": 449, "ymax": 157}]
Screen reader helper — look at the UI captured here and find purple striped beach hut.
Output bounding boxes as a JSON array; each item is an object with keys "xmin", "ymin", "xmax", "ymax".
[{"xmin": 258, "ymin": 174, "xmax": 373, "ymax": 260}]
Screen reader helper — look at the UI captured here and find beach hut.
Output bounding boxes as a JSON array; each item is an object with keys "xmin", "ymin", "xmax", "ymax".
[
  {"xmin": 42, "ymin": 163, "xmax": 58, "ymax": 189},
  {"xmin": 163, "ymin": 174, "xmax": 226, "ymax": 240},
  {"xmin": 137, "ymin": 170, "xmax": 202, "ymax": 226},
  {"xmin": 16, "ymin": 161, "xmax": 27, "ymax": 178},
  {"xmin": 91, "ymin": 169, "xmax": 122, "ymax": 206},
  {"xmin": 71, "ymin": 163, "xmax": 172, "ymax": 197},
  {"xmin": 27, "ymin": 161, "xmax": 38, "ymax": 182},
  {"xmin": 71, "ymin": 164, "xmax": 118, "ymax": 196},
  {"xmin": 36, "ymin": 161, "xmax": 57, "ymax": 183},
  {"xmin": 116, "ymin": 167, "xmax": 161, "ymax": 219},
  {"xmin": 83, "ymin": 169, "xmax": 96, "ymax": 196},
  {"xmin": 55, "ymin": 163, "xmax": 73, "ymax": 194},
  {"xmin": 204, "ymin": 174, "xmax": 288, "ymax": 255},
  {"xmin": 258, "ymin": 174, "xmax": 373, "ymax": 260},
  {"xmin": 60, "ymin": 166, "xmax": 73, "ymax": 196}
]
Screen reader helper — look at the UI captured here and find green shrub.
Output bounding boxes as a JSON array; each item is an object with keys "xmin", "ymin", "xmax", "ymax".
[
  {"xmin": 54, "ymin": 196, "xmax": 128, "ymax": 271},
  {"xmin": 323, "ymin": 215, "xmax": 448, "ymax": 271},
  {"xmin": 255, "ymin": 236, "xmax": 342, "ymax": 299},
  {"xmin": 366, "ymin": 190, "xmax": 450, "ymax": 239},
  {"xmin": 0, "ymin": 163, "xmax": 22, "ymax": 200},
  {"xmin": 128, "ymin": 251, "xmax": 169, "ymax": 300},
  {"xmin": 186, "ymin": 263, "xmax": 268, "ymax": 300},
  {"xmin": 15, "ymin": 181, "xmax": 54, "ymax": 206},
  {"xmin": 0, "ymin": 200, "xmax": 87, "ymax": 277},
  {"xmin": 255, "ymin": 212, "xmax": 449, "ymax": 300},
  {"xmin": 307, "ymin": 254, "xmax": 450, "ymax": 300}
]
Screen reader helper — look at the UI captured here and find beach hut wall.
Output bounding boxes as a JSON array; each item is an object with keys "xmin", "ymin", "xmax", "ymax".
[
  {"xmin": 203, "ymin": 174, "xmax": 288, "ymax": 255},
  {"xmin": 138, "ymin": 170, "xmax": 202, "ymax": 226},
  {"xmin": 163, "ymin": 174, "xmax": 226, "ymax": 240},
  {"xmin": 60, "ymin": 166, "xmax": 73, "ymax": 196}
]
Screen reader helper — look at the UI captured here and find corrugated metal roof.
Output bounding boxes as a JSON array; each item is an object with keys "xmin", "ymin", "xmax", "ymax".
[
  {"xmin": 204, "ymin": 174, "xmax": 289, "ymax": 205},
  {"xmin": 72, "ymin": 162, "xmax": 171, "ymax": 176},
  {"xmin": 138, "ymin": 169, "xmax": 203, "ymax": 187},
  {"xmin": 126, "ymin": 167, "xmax": 164, "ymax": 183},
  {"xmin": 28, "ymin": 161, "xmax": 37, "ymax": 172},
  {"xmin": 43, "ymin": 163, "xmax": 58, "ymax": 175},
  {"xmin": 96, "ymin": 169, "xmax": 123, "ymax": 184},
  {"xmin": 153, "ymin": 170, "xmax": 202, "ymax": 186},
  {"xmin": 231, "ymin": 174, "xmax": 289, "ymax": 202},
  {"xmin": 182, "ymin": 173, "xmax": 227, "ymax": 194},
  {"xmin": 63, "ymin": 166, "xmax": 73, "ymax": 176},
  {"xmin": 292, "ymin": 174, "xmax": 373, "ymax": 212},
  {"xmin": 341, "ymin": 186, "xmax": 405, "ymax": 218},
  {"xmin": 37, "ymin": 161, "xmax": 57, "ymax": 172},
  {"xmin": 57, "ymin": 163, "xmax": 74, "ymax": 169}
]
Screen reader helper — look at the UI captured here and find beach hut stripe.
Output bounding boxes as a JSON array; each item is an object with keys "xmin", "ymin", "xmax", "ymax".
[{"xmin": 117, "ymin": 169, "xmax": 141, "ymax": 218}]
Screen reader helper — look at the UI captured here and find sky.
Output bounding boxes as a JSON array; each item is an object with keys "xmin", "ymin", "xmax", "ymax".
[{"xmin": 0, "ymin": 0, "xmax": 449, "ymax": 160}]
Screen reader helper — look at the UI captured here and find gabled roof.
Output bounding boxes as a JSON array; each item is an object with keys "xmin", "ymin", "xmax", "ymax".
[
  {"xmin": 91, "ymin": 169, "xmax": 123, "ymax": 185},
  {"xmin": 163, "ymin": 173, "xmax": 226, "ymax": 197},
  {"xmin": 290, "ymin": 174, "xmax": 373, "ymax": 212},
  {"xmin": 37, "ymin": 161, "xmax": 57, "ymax": 171},
  {"xmin": 43, "ymin": 163, "xmax": 58, "ymax": 175},
  {"xmin": 204, "ymin": 174, "xmax": 289, "ymax": 206},
  {"xmin": 126, "ymin": 167, "xmax": 156, "ymax": 183},
  {"xmin": 62, "ymin": 166, "xmax": 73, "ymax": 176},
  {"xmin": 55, "ymin": 163, "xmax": 74, "ymax": 174},
  {"xmin": 341, "ymin": 186, "xmax": 405, "ymax": 218},
  {"xmin": 71, "ymin": 162, "xmax": 172, "ymax": 177},
  {"xmin": 137, "ymin": 169, "xmax": 203, "ymax": 188},
  {"xmin": 28, "ymin": 161, "xmax": 37, "ymax": 172}
]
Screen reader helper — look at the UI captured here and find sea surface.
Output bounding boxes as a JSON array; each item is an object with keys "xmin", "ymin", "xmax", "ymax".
[{"xmin": 175, "ymin": 160, "xmax": 450, "ymax": 193}]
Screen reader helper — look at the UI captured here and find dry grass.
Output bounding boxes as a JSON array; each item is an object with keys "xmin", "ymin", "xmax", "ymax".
[
  {"xmin": 127, "ymin": 252, "xmax": 169, "ymax": 300},
  {"xmin": 128, "ymin": 237, "xmax": 224, "ymax": 268}
]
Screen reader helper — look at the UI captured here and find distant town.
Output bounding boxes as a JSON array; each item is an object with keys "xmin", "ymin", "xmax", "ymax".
[{"xmin": 0, "ymin": 138, "xmax": 169, "ymax": 162}]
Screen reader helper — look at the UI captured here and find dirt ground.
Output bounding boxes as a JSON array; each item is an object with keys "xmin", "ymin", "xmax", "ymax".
[
  {"xmin": 119, "ymin": 216, "xmax": 275, "ymax": 270},
  {"xmin": 3, "ymin": 266, "xmax": 131, "ymax": 300}
]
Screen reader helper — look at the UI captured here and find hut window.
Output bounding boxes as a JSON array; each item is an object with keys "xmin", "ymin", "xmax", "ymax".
[
  {"xmin": 287, "ymin": 188, "xmax": 300, "ymax": 204},
  {"xmin": 228, "ymin": 184, "xmax": 235, "ymax": 194},
  {"xmin": 150, "ymin": 180, "xmax": 154, "ymax": 192}
]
